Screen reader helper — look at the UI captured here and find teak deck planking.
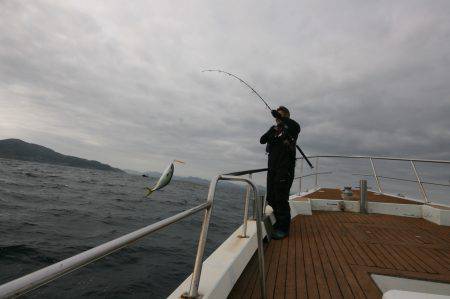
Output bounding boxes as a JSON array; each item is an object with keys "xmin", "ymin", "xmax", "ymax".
[{"xmin": 228, "ymin": 211, "xmax": 450, "ymax": 299}]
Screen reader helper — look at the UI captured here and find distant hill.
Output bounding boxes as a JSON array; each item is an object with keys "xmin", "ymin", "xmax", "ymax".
[
  {"xmin": 140, "ymin": 170, "xmax": 265, "ymax": 190},
  {"xmin": 0, "ymin": 139, "xmax": 123, "ymax": 172},
  {"xmin": 140, "ymin": 170, "xmax": 211, "ymax": 186}
]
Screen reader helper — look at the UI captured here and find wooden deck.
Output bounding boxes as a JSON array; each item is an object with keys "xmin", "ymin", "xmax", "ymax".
[
  {"xmin": 228, "ymin": 211, "xmax": 450, "ymax": 298},
  {"xmin": 299, "ymin": 188, "xmax": 423, "ymax": 205}
]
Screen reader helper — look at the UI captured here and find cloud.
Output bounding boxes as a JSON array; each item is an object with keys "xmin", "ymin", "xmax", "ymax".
[{"xmin": 1, "ymin": 0, "xmax": 449, "ymax": 178}]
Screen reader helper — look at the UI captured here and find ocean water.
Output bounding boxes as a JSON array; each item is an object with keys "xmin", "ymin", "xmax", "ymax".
[{"xmin": 0, "ymin": 158, "xmax": 249, "ymax": 298}]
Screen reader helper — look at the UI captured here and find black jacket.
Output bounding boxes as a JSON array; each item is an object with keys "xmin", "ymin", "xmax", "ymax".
[{"xmin": 260, "ymin": 117, "xmax": 300, "ymax": 182}]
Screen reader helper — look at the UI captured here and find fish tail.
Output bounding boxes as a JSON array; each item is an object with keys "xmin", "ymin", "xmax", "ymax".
[{"xmin": 145, "ymin": 187, "xmax": 154, "ymax": 197}]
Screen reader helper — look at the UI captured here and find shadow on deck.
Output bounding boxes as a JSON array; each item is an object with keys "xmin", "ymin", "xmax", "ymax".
[{"xmin": 229, "ymin": 211, "xmax": 450, "ymax": 299}]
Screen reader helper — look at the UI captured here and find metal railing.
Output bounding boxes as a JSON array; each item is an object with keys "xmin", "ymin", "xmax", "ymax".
[
  {"xmin": 0, "ymin": 174, "xmax": 267, "ymax": 299},
  {"xmin": 184, "ymin": 175, "xmax": 265, "ymax": 299},
  {"xmin": 296, "ymin": 155, "xmax": 450, "ymax": 203}
]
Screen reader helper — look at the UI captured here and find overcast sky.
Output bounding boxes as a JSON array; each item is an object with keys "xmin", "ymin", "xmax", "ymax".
[{"xmin": 1, "ymin": 0, "xmax": 449, "ymax": 178}]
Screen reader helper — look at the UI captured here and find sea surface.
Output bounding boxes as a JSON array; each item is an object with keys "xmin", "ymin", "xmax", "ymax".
[{"xmin": 0, "ymin": 158, "xmax": 249, "ymax": 298}]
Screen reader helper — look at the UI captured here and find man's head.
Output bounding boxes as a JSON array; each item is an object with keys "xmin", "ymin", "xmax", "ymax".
[{"xmin": 277, "ymin": 106, "xmax": 290, "ymax": 118}]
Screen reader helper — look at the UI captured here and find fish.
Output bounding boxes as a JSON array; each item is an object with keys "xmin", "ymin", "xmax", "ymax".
[{"xmin": 144, "ymin": 160, "xmax": 185, "ymax": 196}]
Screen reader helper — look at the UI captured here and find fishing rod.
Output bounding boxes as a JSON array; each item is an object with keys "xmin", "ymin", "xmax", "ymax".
[
  {"xmin": 202, "ymin": 69, "xmax": 314, "ymax": 169},
  {"xmin": 202, "ymin": 69, "xmax": 272, "ymax": 110}
]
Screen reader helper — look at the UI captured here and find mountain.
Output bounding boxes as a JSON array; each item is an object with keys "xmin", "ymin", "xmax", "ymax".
[
  {"xmin": 141, "ymin": 171, "xmax": 210, "ymax": 185},
  {"xmin": 0, "ymin": 139, "xmax": 123, "ymax": 172},
  {"xmin": 122, "ymin": 169, "xmax": 141, "ymax": 175},
  {"xmin": 141, "ymin": 170, "xmax": 265, "ymax": 191}
]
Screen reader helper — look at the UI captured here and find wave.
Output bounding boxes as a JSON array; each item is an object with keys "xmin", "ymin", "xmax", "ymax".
[
  {"xmin": 0, "ymin": 244, "xmax": 40, "ymax": 256},
  {"xmin": 0, "ymin": 245, "xmax": 58, "ymax": 264},
  {"xmin": 25, "ymin": 172, "xmax": 40, "ymax": 178}
]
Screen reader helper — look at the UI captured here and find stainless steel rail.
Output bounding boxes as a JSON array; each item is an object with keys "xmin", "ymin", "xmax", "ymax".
[
  {"xmin": 370, "ymin": 157, "xmax": 382, "ymax": 193},
  {"xmin": 0, "ymin": 175, "xmax": 266, "ymax": 299},
  {"xmin": 296, "ymin": 155, "xmax": 450, "ymax": 202},
  {"xmin": 225, "ymin": 168, "xmax": 268, "ymax": 176},
  {"xmin": 239, "ymin": 173, "xmax": 252, "ymax": 238},
  {"xmin": 295, "ymin": 171, "xmax": 332, "ymax": 180},
  {"xmin": 184, "ymin": 175, "xmax": 265, "ymax": 299},
  {"xmin": 352, "ymin": 174, "xmax": 450, "ymax": 188},
  {"xmin": 298, "ymin": 155, "xmax": 450, "ymax": 164}
]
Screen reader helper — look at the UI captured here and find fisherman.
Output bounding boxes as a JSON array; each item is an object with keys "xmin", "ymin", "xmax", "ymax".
[{"xmin": 260, "ymin": 106, "xmax": 300, "ymax": 240}]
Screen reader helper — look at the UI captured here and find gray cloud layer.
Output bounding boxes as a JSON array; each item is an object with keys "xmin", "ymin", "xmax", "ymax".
[{"xmin": 1, "ymin": 0, "xmax": 449, "ymax": 178}]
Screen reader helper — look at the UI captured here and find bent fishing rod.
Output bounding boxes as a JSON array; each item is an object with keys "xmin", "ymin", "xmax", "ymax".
[{"xmin": 202, "ymin": 69, "xmax": 314, "ymax": 169}]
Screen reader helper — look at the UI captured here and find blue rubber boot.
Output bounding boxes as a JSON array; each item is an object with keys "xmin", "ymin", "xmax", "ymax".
[{"xmin": 271, "ymin": 228, "xmax": 289, "ymax": 240}]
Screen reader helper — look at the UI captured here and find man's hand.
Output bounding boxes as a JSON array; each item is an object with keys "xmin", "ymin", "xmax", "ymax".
[{"xmin": 271, "ymin": 109, "xmax": 282, "ymax": 119}]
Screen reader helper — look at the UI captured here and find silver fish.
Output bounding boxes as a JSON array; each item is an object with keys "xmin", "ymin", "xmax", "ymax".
[{"xmin": 145, "ymin": 160, "xmax": 184, "ymax": 196}]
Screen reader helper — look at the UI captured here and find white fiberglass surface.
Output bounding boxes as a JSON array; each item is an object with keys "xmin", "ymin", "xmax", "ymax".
[{"xmin": 371, "ymin": 274, "xmax": 450, "ymax": 297}]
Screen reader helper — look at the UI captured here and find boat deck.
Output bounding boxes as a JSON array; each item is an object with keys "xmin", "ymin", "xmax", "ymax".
[
  {"xmin": 228, "ymin": 211, "xmax": 450, "ymax": 298},
  {"xmin": 298, "ymin": 188, "xmax": 422, "ymax": 205}
]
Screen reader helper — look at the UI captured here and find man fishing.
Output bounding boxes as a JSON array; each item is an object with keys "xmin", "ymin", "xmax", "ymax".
[
  {"xmin": 203, "ymin": 69, "xmax": 312, "ymax": 239},
  {"xmin": 260, "ymin": 106, "xmax": 300, "ymax": 240}
]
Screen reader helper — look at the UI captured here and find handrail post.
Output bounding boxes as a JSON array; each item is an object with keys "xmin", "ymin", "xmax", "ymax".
[
  {"xmin": 185, "ymin": 175, "xmax": 266, "ymax": 299},
  {"xmin": 360, "ymin": 180, "xmax": 368, "ymax": 213},
  {"xmin": 370, "ymin": 157, "xmax": 382, "ymax": 193},
  {"xmin": 254, "ymin": 193, "xmax": 267, "ymax": 299},
  {"xmin": 314, "ymin": 157, "xmax": 319, "ymax": 187},
  {"xmin": 410, "ymin": 161, "xmax": 428, "ymax": 203},
  {"xmin": 262, "ymin": 194, "xmax": 267, "ymax": 216},
  {"xmin": 239, "ymin": 174, "xmax": 252, "ymax": 238},
  {"xmin": 252, "ymin": 195, "xmax": 256, "ymax": 220},
  {"xmin": 298, "ymin": 158, "xmax": 303, "ymax": 194},
  {"xmin": 185, "ymin": 176, "xmax": 220, "ymax": 298},
  {"xmin": 220, "ymin": 175, "xmax": 266, "ymax": 299}
]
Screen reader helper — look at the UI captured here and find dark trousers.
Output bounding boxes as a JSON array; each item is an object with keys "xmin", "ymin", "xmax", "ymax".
[{"xmin": 266, "ymin": 175, "xmax": 293, "ymax": 232}]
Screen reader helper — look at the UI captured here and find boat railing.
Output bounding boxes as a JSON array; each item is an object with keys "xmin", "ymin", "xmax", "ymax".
[
  {"xmin": 296, "ymin": 155, "xmax": 450, "ymax": 203},
  {"xmin": 0, "ymin": 175, "xmax": 266, "ymax": 299}
]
